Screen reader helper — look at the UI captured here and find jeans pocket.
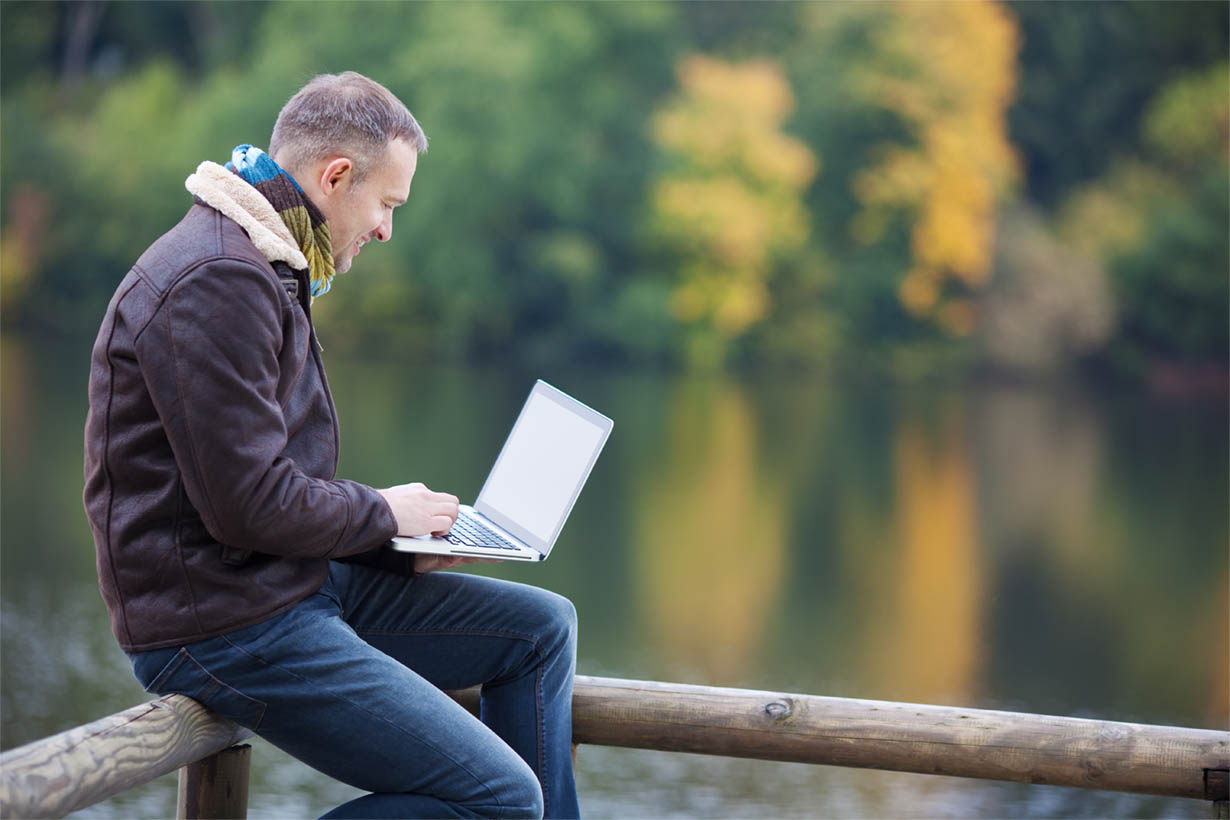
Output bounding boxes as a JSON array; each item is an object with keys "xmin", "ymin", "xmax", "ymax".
[
  {"xmin": 130, "ymin": 645, "xmax": 180, "ymax": 691},
  {"xmin": 138, "ymin": 647, "xmax": 268, "ymax": 731}
]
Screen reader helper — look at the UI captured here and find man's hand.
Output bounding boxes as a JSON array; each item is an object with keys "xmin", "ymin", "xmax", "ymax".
[{"xmin": 377, "ymin": 482, "xmax": 459, "ymax": 537}]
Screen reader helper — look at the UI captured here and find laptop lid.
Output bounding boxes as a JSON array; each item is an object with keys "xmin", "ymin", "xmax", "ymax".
[{"xmin": 473, "ymin": 380, "xmax": 613, "ymax": 557}]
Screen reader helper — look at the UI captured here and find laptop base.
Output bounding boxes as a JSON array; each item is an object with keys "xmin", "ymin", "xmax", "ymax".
[
  {"xmin": 389, "ymin": 534, "xmax": 543, "ymax": 562},
  {"xmin": 389, "ymin": 506, "xmax": 545, "ymax": 562}
]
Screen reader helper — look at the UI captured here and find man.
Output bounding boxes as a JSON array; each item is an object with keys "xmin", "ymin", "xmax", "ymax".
[{"xmin": 83, "ymin": 72, "xmax": 579, "ymax": 819}]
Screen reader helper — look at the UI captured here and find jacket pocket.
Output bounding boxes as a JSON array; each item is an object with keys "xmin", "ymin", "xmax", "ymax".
[
  {"xmin": 176, "ymin": 511, "xmax": 252, "ymax": 567},
  {"xmin": 141, "ymin": 647, "xmax": 267, "ymax": 731},
  {"xmin": 219, "ymin": 545, "xmax": 253, "ymax": 566}
]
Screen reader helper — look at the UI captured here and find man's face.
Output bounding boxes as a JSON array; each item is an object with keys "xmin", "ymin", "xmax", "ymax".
[{"xmin": 323, "ymin": 138, "xmax": 418, "ymax": 274}]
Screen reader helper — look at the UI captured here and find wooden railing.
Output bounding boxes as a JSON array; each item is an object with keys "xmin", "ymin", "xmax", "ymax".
[
  {"xmin": 0, "ymin": 695, "xmax": 252, "ymax": 819},
  {"xmin": 2, "ymin": 676, "xmax": 1227, "ymax": 819}
]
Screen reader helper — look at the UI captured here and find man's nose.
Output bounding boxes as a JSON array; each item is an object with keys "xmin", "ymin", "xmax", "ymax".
[{"xmin": 374, "ymin": 213, "xmax": 393, "ymax": 242}]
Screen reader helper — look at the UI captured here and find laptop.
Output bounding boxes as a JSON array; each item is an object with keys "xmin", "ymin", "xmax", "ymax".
[{"xmin": 390, "ymin": 380, "xmax": 613, "ymax": 562}]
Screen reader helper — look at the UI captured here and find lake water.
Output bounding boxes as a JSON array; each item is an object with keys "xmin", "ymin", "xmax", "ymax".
[{"xmin": 1, "ymin": 330, "xmax": 1226, "ymax": 818}]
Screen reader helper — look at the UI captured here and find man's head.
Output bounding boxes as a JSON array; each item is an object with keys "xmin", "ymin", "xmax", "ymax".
[{"xmin": 270, "ymin": 72, "xmax": 427, "ymax": 273}]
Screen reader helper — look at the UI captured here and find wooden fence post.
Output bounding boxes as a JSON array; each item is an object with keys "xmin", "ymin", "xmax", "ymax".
[
  {"xmin": 177, "ymin": 744, "xmax": 251, "ymax": 820},
  {"xmin": 1209, "ymin": 769, "xmax": 1230, "ymax": 819}
]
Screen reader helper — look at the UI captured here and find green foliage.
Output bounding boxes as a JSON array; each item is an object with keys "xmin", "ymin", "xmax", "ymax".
[
  {"xmin": 0, "ymin": 0, "xmax": 1224, "ymax": 378},
  {"xmin": 0, "ymin": 2, "xmax": 58, "ymax": 91},
  {"xmin": 235, "ymin": 1, "xmax": 684, "ymax": 364},
  {"xmin": 1144, "ymin": 62, "xmax": 1229, "ymax": 168},
  {"xmin": 647, "ymin": 54, "xmax": 819, "ymax": 367},
  {"xmin": 1060, "ymin": 61, "xmax": 1229, "ymax": 368},
  {"xmin": 1114, "ymin": 172, "xmax": 1228, "ymax": 360},
  {"xmin": 1007, "ymin": 1, "xmax": 1228, "ymax": 205}
]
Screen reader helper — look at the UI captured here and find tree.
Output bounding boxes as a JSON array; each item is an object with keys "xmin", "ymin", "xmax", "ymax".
[
  {"xmin": 1059, "ymin": 61, "xmax": 1229, "ymax": 370},
  {"xmin": 648, "ymin": 54, "xmax": 818, "ymax": 366},
  {"xmin": 1007, "ymin": 1, "xmax": 1229, "ymax": 206},
  {"xmin": 847, "ymin": 0, "xmax": 1020, "ymax": 337}
]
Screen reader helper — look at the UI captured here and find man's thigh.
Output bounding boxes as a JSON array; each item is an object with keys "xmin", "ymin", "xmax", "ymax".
[
  {"xmin": 133, "ymin": 586, "xmax": 535, "ymax": 806},
  {"xmin": 330, "ymin": 562, "xmax": 578, "ymax": 692}
]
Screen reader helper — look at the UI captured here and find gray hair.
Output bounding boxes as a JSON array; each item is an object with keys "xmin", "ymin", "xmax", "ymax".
[{"xmin": 269, "ymin": 72, "xmax": 428, "ymax": 185}]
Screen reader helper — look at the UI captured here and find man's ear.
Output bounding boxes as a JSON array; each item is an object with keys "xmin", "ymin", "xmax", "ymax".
[{"xmin": 318, "ymin": 157, "xmax": 353, "ymax": 197}]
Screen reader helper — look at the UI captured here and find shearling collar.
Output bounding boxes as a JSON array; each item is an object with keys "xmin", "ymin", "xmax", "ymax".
[{"xmin": 184, "ymin": 161, "xmax": 309, "ymax": 271}]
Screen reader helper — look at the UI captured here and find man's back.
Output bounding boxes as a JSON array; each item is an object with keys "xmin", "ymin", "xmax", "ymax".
[{"xmin": 84, "ymin": 202, "xmax": 394, "ymax": 652}]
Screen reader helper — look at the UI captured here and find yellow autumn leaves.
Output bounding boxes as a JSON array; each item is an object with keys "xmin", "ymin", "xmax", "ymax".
[
  {"xmin": 855, "ymin": 1, "xmax": 1019, "ymax": 335},
  {"xmin": 650, "ymin": 0, "xmax": 1020, "ymax": 354},
  {"xmin": 651, "ymin": 55, "xmax": 818, "ymax": 362}
]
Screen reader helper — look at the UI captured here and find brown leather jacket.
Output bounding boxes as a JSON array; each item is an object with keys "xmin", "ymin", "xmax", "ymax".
[{"xmin": 84, "ymin": 203, "xmax": 401, "ymax": 652}]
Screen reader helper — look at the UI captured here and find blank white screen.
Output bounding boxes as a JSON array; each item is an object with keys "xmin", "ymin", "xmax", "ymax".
[{"xmin": 480, "ymin": 392, "xmax": 605, "ymax": 543}]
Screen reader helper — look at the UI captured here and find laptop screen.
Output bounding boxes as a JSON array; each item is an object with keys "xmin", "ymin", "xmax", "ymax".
[{"xmin": 475, "ymin": 381, "xmax": 613, "ymax": 553}]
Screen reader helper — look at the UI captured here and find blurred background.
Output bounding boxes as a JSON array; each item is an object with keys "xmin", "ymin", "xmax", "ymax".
[{"xmin": 1, "ymin": 1, "xmax": 1227, "ymax": 818}]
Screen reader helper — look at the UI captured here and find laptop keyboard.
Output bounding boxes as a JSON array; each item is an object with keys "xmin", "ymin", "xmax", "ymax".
[{"xmin": 445, "ymin": 513, "xmax": 520, "ymax": 551}]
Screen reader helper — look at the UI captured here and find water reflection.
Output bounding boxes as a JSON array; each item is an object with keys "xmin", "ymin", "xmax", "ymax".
[
  {"xmin": 1, "ymin": 332, "xmax": 1225, "ymax": 819},
  {"xmin": 633, "ymin": 379, "xmax": 788, "ymax": 682},
  {"xmin": 975, "ymin": 386, "xmax": 1107, "ymax": 568},
  {"xmin": 863, "ymin": 411, "xmax": 983, "ymax": 706}
]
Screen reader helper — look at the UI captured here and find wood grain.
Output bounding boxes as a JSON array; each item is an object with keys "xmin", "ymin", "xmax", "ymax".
[
  {"xmin": 0, "ymin": 694, "xmax": 251, "ymax": 819},
  {"xmin": 176, "ymin": 744, "xmax": 250, "ymax": 820},
  {"xmin": 3, "ymin": 677, "xmax": 1225, "ymax": 818},
  {"xmin": 449, "ymin": 675, "xmax": 1229, "ymax": 801}
]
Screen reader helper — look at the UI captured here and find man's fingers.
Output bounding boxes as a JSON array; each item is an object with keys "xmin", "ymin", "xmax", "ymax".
[
  {"xmin": 414, "ymin": 486, "xmax": 456, "ymax": 502},
  {"xmin": 420, "ymin": 489, "xmax": 459, "ymax": 513},
  {"xmin": 381, "ymin": 483, "xmax": 461, "ymax": 537}
]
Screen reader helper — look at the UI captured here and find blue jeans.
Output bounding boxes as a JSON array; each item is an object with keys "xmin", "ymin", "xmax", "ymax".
[{"xmin": 129, "ymin": 561, "xmax": 580, "ymax": 818}]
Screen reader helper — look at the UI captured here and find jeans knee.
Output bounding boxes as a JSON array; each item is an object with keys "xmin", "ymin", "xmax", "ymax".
[
  {"xmin": 540, "ymin": 591, "xmax": 577, "ymax": 655},
  {"xmin": 495, "ymin": 766, "xmax": 544, "ymax": 818}
]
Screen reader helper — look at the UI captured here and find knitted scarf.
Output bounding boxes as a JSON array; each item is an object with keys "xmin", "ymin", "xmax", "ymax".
[{"xmin": 226, "ymin": 145, "xmax": 336, "ymax": 299}]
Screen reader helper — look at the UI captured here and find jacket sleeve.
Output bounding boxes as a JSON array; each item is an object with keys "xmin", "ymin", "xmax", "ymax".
[{"xmin": 135, "ymin": 258, "xmax": 397, "ymax": 558}]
